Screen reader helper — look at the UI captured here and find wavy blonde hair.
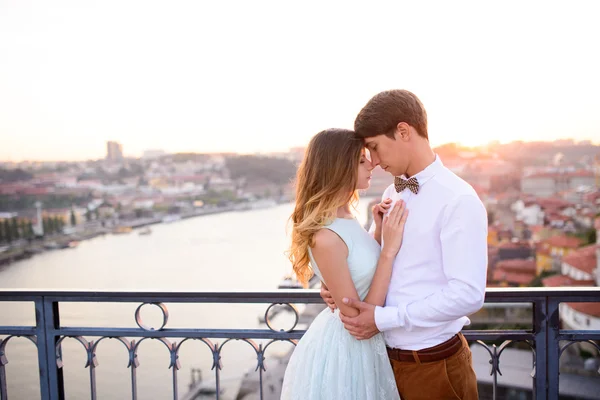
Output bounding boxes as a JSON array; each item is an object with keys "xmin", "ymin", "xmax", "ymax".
[{"xmin": 288, "ymin": 129, "xmax": 364, "ymax": 286}]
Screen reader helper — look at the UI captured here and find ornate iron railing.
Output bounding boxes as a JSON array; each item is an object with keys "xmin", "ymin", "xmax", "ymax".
[{"xmin": 1, "ymin": 287, "xmax": 599, "ymax": 400}]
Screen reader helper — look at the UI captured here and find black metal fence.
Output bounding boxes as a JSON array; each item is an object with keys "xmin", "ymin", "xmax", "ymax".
[{"xmin": 1, "ymin": 287, "xmax": 599, "ymax": 400}]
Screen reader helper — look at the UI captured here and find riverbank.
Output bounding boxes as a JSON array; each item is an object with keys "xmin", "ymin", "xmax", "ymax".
[{"xmin": 0, "ymin": 201, "xmax": 283, "ymax": 268}]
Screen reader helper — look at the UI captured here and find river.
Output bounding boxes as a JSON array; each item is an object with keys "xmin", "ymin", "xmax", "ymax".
[{"xmin": 0, "ymin": 197, "xmax": 376, "ymax": 399}]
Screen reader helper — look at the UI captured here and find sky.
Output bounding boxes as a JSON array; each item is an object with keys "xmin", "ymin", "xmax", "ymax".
[{"xmin": 1, "ymin": 1, "xmax": 600, "ymax": 162}]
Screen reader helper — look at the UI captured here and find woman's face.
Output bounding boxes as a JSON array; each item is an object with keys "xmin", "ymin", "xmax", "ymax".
[{"xmin": 356, "ymin": 149, "xmax": 374, "ymax": 190}]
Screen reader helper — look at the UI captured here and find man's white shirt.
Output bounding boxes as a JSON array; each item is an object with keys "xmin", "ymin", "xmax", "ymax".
[{"xmin": 371, "ymin": 155, "xmax": 488, "ymax": 350}]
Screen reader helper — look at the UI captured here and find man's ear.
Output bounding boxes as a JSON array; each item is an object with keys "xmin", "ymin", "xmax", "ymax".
[{"xmin": 395, "ymin": 122, "xmax": 411, "ymax": 141}]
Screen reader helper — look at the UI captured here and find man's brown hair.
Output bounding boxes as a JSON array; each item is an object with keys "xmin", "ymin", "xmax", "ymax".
[{"xmin": 354, "ymin": 89, "xmax": 428, "ymax": 140}]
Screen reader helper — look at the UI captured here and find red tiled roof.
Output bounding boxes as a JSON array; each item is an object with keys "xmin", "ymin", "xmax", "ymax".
[
  {"xmin": 496, "ymin": 259, "xmax": 537, "ymax": 273},
  {"xmin": 20, "ymin": 187, "xmax": 50, "ymax": 195},
  {"xmin": 583, "ymin": 191, "xmax": 600, "ymax": 204},
  {"xmin": 537, "ymin": 198, "xmax": 574, "ymax": 210},
  {"xmin": 544, "ymin": 235, "xmax": 583, "ymax": 249},
  {"xmin": 567, "ymin": 302, "xmax": 600, "ymax": 318},
  {"xmin": 562, "ymin": 245, "xmax": 598, "ymax": 274},
  {"xmin": 537, "ymin": 247, "xmax": 552, "ymax": 257},
  {"xmin": 492, "ymin": 270, "xmax": 535, "ymax": 285},
  {"xmin": 542, "ymin": 274, "xmax": 595, "ymax": 287},
  {"xmin": 546, "ymin": 214, "xmax": 571, "ymax": 222}
]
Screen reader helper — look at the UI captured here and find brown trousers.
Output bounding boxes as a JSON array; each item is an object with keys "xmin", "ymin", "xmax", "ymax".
[{"xmin": 389, "ymin": 334, "xmax": 478, "ymax": 400}]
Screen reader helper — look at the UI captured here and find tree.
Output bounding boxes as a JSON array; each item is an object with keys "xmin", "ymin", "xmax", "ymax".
[
  {"xmin": 531, "ymin": 270, "xmax": 558, "ymax": 288},
  {"xmin": 18, "ymin": 219, "xmax": 29, "ymax": 241},
  {"xmin": 10, "ymin": 218, "xmax": 20, "ymax": 240},
  {"xmin": 26, "ymin": 221, "xmax": 34, "ymax": 239},
  {"xmin": 570, "ymin": 228, "xmax": 597, "ymax": 246},
  {"xmin": 4, "ymin": 219, "xmax": 13, "ymax": 243},
  {"xmin": 47, "ymin": 217, "xmax": 55, "ymax": 235},
  {"xmin": 70, "ymin": 209, "xmax": 77, "ymax": 226},
  {"xmin": 56, "ymin": 217, "xmax": 63, "ymax": 233},
  {"xmin": 42, "ymin": 217, "xmax": 49, "ymax": 236}
]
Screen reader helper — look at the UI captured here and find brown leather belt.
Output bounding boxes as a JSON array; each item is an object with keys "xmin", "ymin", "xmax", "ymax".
[{"xmin": 386, "ymin": 334, "xmax": 463, "ymax": 363}]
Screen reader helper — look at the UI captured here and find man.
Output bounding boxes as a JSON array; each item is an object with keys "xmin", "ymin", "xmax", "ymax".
[{"xmin": 321, "ymin": 90, "xmax": 488, "ymax": 399}]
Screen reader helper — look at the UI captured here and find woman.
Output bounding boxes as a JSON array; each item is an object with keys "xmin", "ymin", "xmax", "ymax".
[{"xmin": 281, "ymin": 128, "xmax": 407, "ymax": 399}]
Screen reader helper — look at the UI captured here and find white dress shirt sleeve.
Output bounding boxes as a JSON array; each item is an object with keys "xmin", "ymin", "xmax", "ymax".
[{"xmin": 375, "ymin": 194, "xmax": 488, "ymax": 331}]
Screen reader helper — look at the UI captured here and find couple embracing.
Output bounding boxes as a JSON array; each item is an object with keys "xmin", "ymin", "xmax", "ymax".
[{"xmin": 281, "ymin": 90, "xmax": 488, "ymax": 400}]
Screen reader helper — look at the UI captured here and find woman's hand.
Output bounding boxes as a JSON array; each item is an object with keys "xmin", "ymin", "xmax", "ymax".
[
  {"xmin": 381, "ymin": 200, "xmax": 409, "ymax": 259},
  {"xmin": 372, "ymin": 198, "xmax": 392, "ymax": 229}
]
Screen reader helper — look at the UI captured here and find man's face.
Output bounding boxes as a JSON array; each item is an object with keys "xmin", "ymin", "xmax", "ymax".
[{"xmin": 364, "ymin": 132, "xmax": 409, "ymax": 177}]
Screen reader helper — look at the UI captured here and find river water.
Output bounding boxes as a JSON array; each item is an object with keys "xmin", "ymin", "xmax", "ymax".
[{"xmin": 0, "ymin": 197, "xmax": 375, "ymax": 399}]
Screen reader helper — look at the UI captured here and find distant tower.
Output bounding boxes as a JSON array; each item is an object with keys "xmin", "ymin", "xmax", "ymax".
[
  {"xmin": 34, "ymin": 201, "xmax": 43, "ymax": 236},
  {"xmin": 106, "ymin": 141, "xmax": 124, "ymax": 162}
]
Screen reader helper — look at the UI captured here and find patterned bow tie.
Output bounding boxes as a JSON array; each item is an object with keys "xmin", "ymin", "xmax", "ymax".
[{"xmin": 394, "ymin": 176, "xmax": 419, "ymax": 194}]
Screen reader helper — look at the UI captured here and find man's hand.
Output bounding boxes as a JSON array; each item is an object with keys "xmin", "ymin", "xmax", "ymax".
[
  {"xmin": 320, "ymin": 282, "xmax": 336, "ymax": 312},
  {"xmin": 339, "ymin": 298, "xmax": 380, "ymax": 340}
]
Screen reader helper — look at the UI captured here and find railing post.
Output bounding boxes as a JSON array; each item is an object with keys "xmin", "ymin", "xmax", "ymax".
[
  {"xmin": 546, "ymin": 297, "xmax": 560, "ymax": 400},
  {"xmin": 42, "ymin": 298, "xmax": 64, "ymax": 400},
  {"xmin": 533, "ymin": 297, "xmax": 548, "ymax": 400},
  {"xmin": 35, "ymin": 298, "xmax": 51, "ymax": 400}
]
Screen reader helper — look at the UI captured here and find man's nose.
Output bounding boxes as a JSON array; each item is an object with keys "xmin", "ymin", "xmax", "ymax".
[{"xmin": 371, "ymin": 154, "xmax": 380, "ymax": 166}]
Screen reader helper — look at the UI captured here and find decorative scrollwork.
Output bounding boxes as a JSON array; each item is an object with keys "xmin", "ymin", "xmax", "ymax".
[
  {"xmin": 132, "ymin": 337, "xmax": 177, "ymax": 369},
  {"xmin": 134, "ymin": 302, "xmax": 169, "ymax": 331},
  {"xmin": 56, "ymin": 336, "xmax": 96, "ymax": 369},
  {"xmin": 91, "ymin": 337, "xmax": 134, "ymax": 368},
  {"xmin": 0, "ymin": 335, "xmax": 37, "ymax": 366},
  {"xmin": 175, "ymin": 337, "xmax": 219, "ymax": 370},
  {"xmin": 264, "ymin": 303, "xmax": 299, "ymax": 333},
  {"xmin": 559, "ymin": 340, "xmax": 600, "ymax": 374},
  {"xmin": 474, "ymin": 339, "xmax": 536, "ymax": 378}
]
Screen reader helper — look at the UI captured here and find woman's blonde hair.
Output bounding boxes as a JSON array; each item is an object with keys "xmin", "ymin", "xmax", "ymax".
[{"xmin": 288, "ymin": 128, "xmax": 364, "ymax": 286}]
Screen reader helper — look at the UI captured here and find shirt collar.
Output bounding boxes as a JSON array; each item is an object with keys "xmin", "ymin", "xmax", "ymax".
[{"xmin": 400, "ymin": 154, "xmax": 443, "ymax": 187}]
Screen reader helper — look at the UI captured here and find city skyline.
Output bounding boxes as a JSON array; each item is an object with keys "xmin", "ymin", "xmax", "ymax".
[
  {"xmin": 2, "ymin": 1, "xmax": 600, "ymax": 162},
  {"xmin": 2, "ymin": 137, "xmax": 600, "ymax": 164}
]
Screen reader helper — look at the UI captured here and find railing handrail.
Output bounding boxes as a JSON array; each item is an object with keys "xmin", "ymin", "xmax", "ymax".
[{"xmin": 0, "ymin": 286, "xmax": 598, "ymax": 300}]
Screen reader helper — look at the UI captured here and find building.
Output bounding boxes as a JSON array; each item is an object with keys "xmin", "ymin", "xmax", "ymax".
[
  {"xmin": 106, "ymin": 141, "xmax": 124, "ymax": 162},
  {"xmin": 491, "ymin": 259, "xmax": 537, "ymax": 287},
  {"xmin": 511, "ymin": 199, "xmax": 544, "ymax": 226},
  {"xmin": 522, "ymin": 170, "xmax": 596, "ymax": 197},
  {"xmin": 561, "ymin": 244, "xmax": 598, "ymax": 281},
  {"xmin": 543, "ymin": 217, "xmax": 600, "ymax": 331},
  {"xmin": 536, "ymin": 235, "xmax": 583, "ymax": 274}
]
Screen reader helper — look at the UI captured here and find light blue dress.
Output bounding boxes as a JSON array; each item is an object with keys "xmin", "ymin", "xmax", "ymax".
[{"xmin": 281, "ymin": 218, "xmax": 400, "ymax": 400}]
